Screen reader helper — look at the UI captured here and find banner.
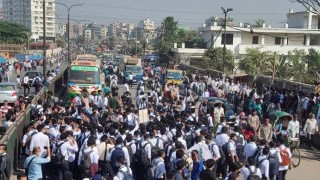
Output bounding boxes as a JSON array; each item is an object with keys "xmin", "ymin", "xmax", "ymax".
[{"xmin": 139, "ymin": 109, "xmax": 149, "ymax": 123}]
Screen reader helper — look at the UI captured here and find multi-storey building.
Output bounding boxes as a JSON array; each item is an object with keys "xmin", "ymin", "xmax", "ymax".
[{"xmin": 2, "ymin": 0, "xmax": 56, "ymax": 41}]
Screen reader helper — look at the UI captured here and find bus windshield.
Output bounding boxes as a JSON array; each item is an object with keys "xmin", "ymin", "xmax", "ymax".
[
  {"xmin": 69, "ymin": 66, "xmax": 100, "ymax": 84},
  {"xmin": 167, "ymin": 72, "xmax": 182, "ymax": 80},
  {"xmin": 126, "ymin": 66, "xmax": 142, "ymax": 73}
]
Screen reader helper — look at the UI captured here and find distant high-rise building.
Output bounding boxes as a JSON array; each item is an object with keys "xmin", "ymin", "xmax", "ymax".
[
  {"xmin": 2, "ymin": 0, "xmax": 56, "ymax": 41},
  {"xmin": 138, "ymin": 19, "xmax": 157, "ymax": 40}
]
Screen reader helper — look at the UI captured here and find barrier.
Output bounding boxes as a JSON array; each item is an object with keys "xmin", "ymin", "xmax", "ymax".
[{"xmin": 0, "ymin": 68, "xmax": 68, "ymax": 177}]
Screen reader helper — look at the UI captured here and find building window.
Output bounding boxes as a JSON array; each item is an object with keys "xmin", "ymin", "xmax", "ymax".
[
  {"xmin": 252, "ymin": 36, "xmax": 259, "ymax": 44},
  {"xmin": 221, "ymin": 34, "xmax": 234, "ymax": 45},
  {"xmin": 275, "ymin": 37, "xmax": 282, "ymax": 45}
]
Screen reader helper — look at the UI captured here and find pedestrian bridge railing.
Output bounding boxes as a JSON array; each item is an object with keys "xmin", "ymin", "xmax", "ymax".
[{"xmin": 0, "ymin": 68, "xmax": 68, "ymax": 177}]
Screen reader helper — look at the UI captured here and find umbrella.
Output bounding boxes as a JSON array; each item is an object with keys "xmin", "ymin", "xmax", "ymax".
[
  {"xmin": 0, "ymin": 57, "xmax": 6, "ymax": 64},
  {"xmin": 269, "ymin": 111, "xmax": 292, "ymax": 124}
]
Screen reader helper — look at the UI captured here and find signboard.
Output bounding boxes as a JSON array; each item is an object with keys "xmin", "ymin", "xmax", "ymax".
[
  {"xmin": 139, "ymin": 109, "xmax": 149, "ymax": 123},
  {"xmin": 71, "ymin": 66, "xmax": 98, "ymax": 72}
]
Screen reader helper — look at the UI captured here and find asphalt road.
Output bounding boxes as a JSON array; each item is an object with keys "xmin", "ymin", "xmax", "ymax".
[{"xmin": 8, "ymin": 60, "xmax": 68, "ymax": 96}]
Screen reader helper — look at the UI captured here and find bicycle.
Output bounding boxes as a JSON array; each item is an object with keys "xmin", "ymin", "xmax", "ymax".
[{"xmin": 289, "ymin": 137, "xmax": 301, "ymax": 167}]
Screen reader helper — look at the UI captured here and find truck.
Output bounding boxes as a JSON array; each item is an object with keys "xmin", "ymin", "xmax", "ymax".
[{"xmin": 122, "ymin": 57, "xmax": 143, "ymax": 84}]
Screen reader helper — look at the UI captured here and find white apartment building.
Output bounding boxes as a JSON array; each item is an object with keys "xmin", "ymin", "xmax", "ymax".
[
  {"xmin": 138, "ymin": 19, "xmax": 157, "ymax": 40},
  {"xmin": 199, "ymin": 9, "xmax": 320, "ymax": 56},
  {"xmin": 2, "ymin": 0, "xmax": 56, "ymax": 41}
]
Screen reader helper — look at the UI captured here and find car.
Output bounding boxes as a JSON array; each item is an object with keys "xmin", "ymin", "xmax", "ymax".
[
  {"xmin": 24, "ymin": 71, "xmax": 43, "ymax": 86},
  {"xmin": 0, "ymin": 83, "xmax": 19, "ymax": 104},
  {"xmin": 203, "ymin": 97, "xmax": 236, "ymax": 124},
  {"xmin": 178, "ymin": 84, "xmax": 199, "ymax": 101}
]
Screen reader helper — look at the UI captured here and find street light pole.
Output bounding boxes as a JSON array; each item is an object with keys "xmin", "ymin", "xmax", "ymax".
[
  {"xmin": 43, "ymin": 0, "xmax": 46, "ymax": 76},
  {"xmin": 221, "ymin": 7, "xmax": 233, "ymax": 73},
  {"xmin": 55, "ymin": 2, "xmax": 83, "ymax": 64}
]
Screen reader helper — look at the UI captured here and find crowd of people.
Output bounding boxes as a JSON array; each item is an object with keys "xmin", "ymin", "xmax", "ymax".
[{"xmin": 1, "ymin": 61, "xmax": 319, "ymax": 180}]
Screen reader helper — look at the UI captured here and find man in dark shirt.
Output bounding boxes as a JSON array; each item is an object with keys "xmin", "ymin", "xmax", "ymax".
[
  {"xmin": 0, "ymin": 144, "xmax": 11, "ymax": 180},
  {"xmin": 174, "ymin": 160, "xmax": 187, "ymax": 180},
  {"xmin": 200, "ymin": 159, "xmax": 217, "ymax": 180}
]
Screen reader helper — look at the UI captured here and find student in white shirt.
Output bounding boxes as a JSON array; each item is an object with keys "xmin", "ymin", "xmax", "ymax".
[
  {"xmin": 140, "ymin": 134, "xmax": 152, "ymax": 161},
  {"xmin": 29, "ymin": 124, "xmax": 50, "ymax": 158},
  {"xmin": 240, "ymin": 156, "xmax": 262, "ymax": 179},
  {"xmin": 151, "ymin": 149, "xmax": 166, "ymax": 179},
  {"xmin": 113, "ymin": 156, "xmax": 133, "ymax": 180},
  {"xmin": 215, "ymin": 127, "xmax": 230, "ymax": 147},
  {"xmin": 258, "ymin": 147, "xmax": 270, "ymax": 180},
  {"xmin": 244, "ymin": 135, "xmax": 258, "ymax": 160},
  {"xmin": 78, "ymin": 138, "xmax": 99, "ymax": 177},
  {"xmin": 57, "ymin": 132, "xmax": 79, "ymax": 180}
]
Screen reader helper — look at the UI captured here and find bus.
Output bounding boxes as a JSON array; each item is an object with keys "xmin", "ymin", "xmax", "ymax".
[
  {"xmin": 76, "ymin": 54, "xmax": 98, "ymax": 61},
  {"xmin": 68, "ymin": 60, "xmax": 102, "ymax": 97},
  {"xmin": 166, "ymin": 69, "xmax": 183, "ymax": 85}
]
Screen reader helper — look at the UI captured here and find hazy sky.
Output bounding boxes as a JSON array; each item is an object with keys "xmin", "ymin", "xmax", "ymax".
[{"xmin": 55, "ymin": 0, "xmax": 306, "ymax": 28}]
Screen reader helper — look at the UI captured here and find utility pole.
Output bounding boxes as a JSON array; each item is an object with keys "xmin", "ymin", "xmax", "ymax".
[
  {"xmin": 221, "ymin": 7, "xmax": 233, "ymax": 73},
  {"xmin": 43, "ymin": 0, "xmax": 46, "ymax": 76},
  {"xmin": 272, "ymin": 52, "xmax": 276, "ymax": 83},
  {"xmin": 135, "ymin": 27, "xmax": 137, "ymax": 55}
]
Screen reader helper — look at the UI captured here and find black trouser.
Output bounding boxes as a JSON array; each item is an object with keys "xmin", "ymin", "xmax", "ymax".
[
  {"xmin": 270, "ymin": 174, "xmax": 277, "ymax": 180},
  {"xmin": 58, "ymin": 162, "xmax": 70, "ymax": 180},
  {"xmin": 307, "ymin": 133, "xmax": 315, "ymax": 148},
  {"xmin": 276, "ymin": 170, "xmax": 287, "ymax": 180},
  {"xmin": 216, "ymin": 158, "xmax": 228, "ymax": 179},
  {"xmin": 129, "ymin": 80, "xmax": 133, "ymax": 87},
  {"xmin": 23, "ymin": 83, "xmax": 30, "ymax": 96},
  {"xmin": 35, "ymin": 84, "xmax": 40, "ymax": 93}
]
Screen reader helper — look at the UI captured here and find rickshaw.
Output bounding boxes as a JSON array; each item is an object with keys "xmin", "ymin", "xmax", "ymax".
[{"xmin": 269, "ymin": 111, "xmax": 301, "ymax": 167}]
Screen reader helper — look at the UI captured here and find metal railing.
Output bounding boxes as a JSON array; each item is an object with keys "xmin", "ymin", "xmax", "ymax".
[{"xmin": 0, "ymin": 68, "xmax": 68, "ymax": 177}]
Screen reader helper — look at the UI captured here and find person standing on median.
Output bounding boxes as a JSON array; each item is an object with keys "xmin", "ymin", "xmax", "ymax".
[
  {"xmin": 23, "ymin": 74, "xmax": 30, "ymax": 97},
  {"xmin": 32, "ymin": 75, "xmax": 42, "ymax": 93}
]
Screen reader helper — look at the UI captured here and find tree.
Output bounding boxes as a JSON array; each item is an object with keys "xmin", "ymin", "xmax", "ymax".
[
  {"xmin": 291, "ymin": 0, "xmax": 320, "ymax": 15},
  {"xmin": 275, "ymin": 54, "xmax": 292, "ymax": 80},
  {"xmin": 107, "ymin": 37, "xmax": 116, "ymax": 50},
  {"xmin": 0, "ymin": 21, "xmax": 30, "ymax": 44},
  {"xmin": 287, "ymin": 49, "xmax": 308, "ymax": 82},
  {"xmin": 202, "ymin": 47, "xmax": 234, "ymax": 73},
  {"xmin": 253, "ymin": 19, "xmax": 265, "ymax": 27},
  {"xmin": 238, "ymin": 48, "xmax": 273, "ymax": 82},
  {"xmin": 156, "ymin": 16, "xmax": 179, "ymax": 62}
]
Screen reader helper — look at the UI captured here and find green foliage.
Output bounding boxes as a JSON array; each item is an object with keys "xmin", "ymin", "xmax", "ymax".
[
  {"xmin": 286, "ymin": 49, "xmax": 307, "ymax": 82},
  {"xmin": 0, "ymin": 21, "xmax": 30, "ymax": 44},
  {"xmin": 238, "ymin": 48, "xmax": 272, "ymax": 80},
  {"xmin": 203, "ymin": 47, "xmax": 234, "ymax": 73},
  {"xmin": 306, "ymin": 48, "xmax": 320, "ymax": 82},
  {"xmin": 275, "ymin": 54, "xmax": 292, "ymax": 80},
  {"xmin": 253, "ymin": 19, "xmax": 265, "ymax": 27},
  {"xmin": 56, "ymin": 37, "xmax": 66, "ymax": 48},
  {"xmin": 107, "ymin": 37, "xmax": 116, "ymax": 50}
]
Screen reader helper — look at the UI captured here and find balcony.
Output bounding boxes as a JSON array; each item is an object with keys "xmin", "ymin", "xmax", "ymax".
[{"xmin": 237, "ymin": 44, "xmax": 320, "ymax": 55}]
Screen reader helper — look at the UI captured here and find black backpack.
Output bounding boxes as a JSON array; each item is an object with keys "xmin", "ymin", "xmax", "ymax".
[
  {"xmin": 185, "ymin": 133, "xmax": 194, "ymax": 149},
  {"xmin": 136, "ymin": 142, "xmax": 151, "ymax": 166},
  {"xmin": 52, "ymin": 142, "xmax": 66, "ymax": 166},
  {"xmin": 252, "ymin": 147, "xmax": 263, "ymax": 166},
  {"xmin": 247, "ymin": 167, "xmax": 261, "ymax": 180},
  {"xmin": 31, "ymin": 106, "xmax": 42, "ymax": 118},
  {"xmin": 34, "ymin": 78, "xmax": 40, "ymax": 85},
  {"xmin": 151, "ymin": 138, "xmax": 161, "ymax": 160},
  {"xmin": 235, "ymin": 134, "xmax": 244, "ymax": 150}
]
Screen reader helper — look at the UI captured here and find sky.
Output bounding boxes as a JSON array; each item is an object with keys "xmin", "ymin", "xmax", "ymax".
[{"xmin": 3, "ymin": 0, "xmax": 307, "ymax": 28}]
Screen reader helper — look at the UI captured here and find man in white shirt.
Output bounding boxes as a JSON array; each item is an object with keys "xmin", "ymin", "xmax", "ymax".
[
  {"xmin": 23, "ymin": 75, "xmax": 30, "ymax": 96},
  {"xmin": 257, "ymin": 147, "xmax": 270, "ymax": 180},
  {"xmin": 107, "ymin": 137, "xmax": 131, "ymax": 170},
  {"xmin": 113, "ymin": 156, "xmax": 133, "ymax": 180},
  {"xmin": 240, "ymin": 156, "xmax": 262, "ymax": 179},
  {"xmin": 215, "ymin": 127, "xmax": 230, "ymax": 147},
  {"xmin": 244, "ymin": 135, "xmax": 258, "ymax": 160},
  {"xmin": 140, "ymin": 134, "xmax": 152, "ymax": 161},
  {"xmin": 29, "ymin": 124, "xmax": 51, "ymax": 157},
  {"xmin": 22, "ymin": 125, "xmax": 37, "ymax": 155},
  {"xmin": 78, "ymin": 138, "xmax": 99, "ymax": 177},
  {"xmin": 56, "ymin": 132, "xmax": 79, "ymax": 180},
  {"xmin": 288, "ymin": 114, "xmax": 300, "ymax": 138}
]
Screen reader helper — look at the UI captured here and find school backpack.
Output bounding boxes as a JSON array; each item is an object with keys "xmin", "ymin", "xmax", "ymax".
[
  {"xmin": 126, "ymin": 143, "xmax": 134, "ymax": 163},
  {"xmin": 280, "ymin": 148, "xmax": 290, "ymax": 166},
  {"xmin": 247, "ymin": 167, "xmax": 261, "ymax": 180},
  {"xmin": 268, "ymin": 151, "xmax": 280, "ymax": 175},
  {"xmin": 34, "ymin": 78, "xmax": 40, "ymax": 85},
  {"xmin": 26, "ymin": 131, "xmax": 37, "ymax": 149},
  {"xmin": 235, "ymin": 134, "xmax": 244, "ymax": 150},
  {"xmin": 252, "ymin": 147, "xmax": 263, "ymax": 166},
  {"xmin": 136, "ymin": 142, "xmax": 151, "ymax": 166},
  {"xmin": 31, "ymin": 106, "xmax": 42, "ymax": 118},
  {"xmin": 51, "ymin": 142, "xmax": 66, "ymax": 166},
  {"xmin": 151, "ymin": 138, "xmax": 161, "ymax": 160},
  {"xmin": 147, "ymin": 159, "xmax": 163, "ymax": 180},
  {"xmin": 119, "ymin": 168, "xmax": 134, "ymax": 180},
  {"xmin": 210, "ymin": 143, "xmax": 226, "ymax": 165},
  {"xmin": 221, "ymin": 142, "xmax": 229, "ymax": 158},
  {"xmin": 185, "ymin": 133, "xmax": 194, "ymax": 149},
  {"xmin": 81, "ymin": 150, "xmax": 93, "ymax": 170},
  {"xmin": 111, "ymin": 146, "xmax": 125, "ymax": 168}
]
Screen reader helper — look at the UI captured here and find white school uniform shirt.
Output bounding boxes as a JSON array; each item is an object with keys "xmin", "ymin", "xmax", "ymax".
[
  {"xmin": 113, "ymin": 165, "xmax": 132, "ymax": 180},
  {"xmin": 152, "ymin": 157, "xmax": 166, "ymax": 179},
  {"xmin": 258, "ymin": 155, "xmax": 269, "ymax": 178},
  {"xmin": 29, "ymin": 132, "xmax": 50, "ymax": 157},
  {"xmin": 277, "ymin": 145, "xmax": 292, "ymax": 171},
  {"xmin": 244, "ymin": 142, "xmax": 258, "ymax": 159},
  {"xmin": 58, "ymin": 140, "xmax": 79, "ymax": 162},
  {"xmin": 23, "ymin": 76, "xmax": 29, "ymax": 84},
  {"xmin": 124, "ymin": 83, "xmax": 129, "ymax": 92},
  {"xmin": 240, "ymin": 166, "xmax": 262, "ymax": 179},
  {"xmin": 215, "ymin": 133, "xmax": 229, "ymax": 147},
  {"xmin": 140, "ymin": 141, "xmax": 152, "ymax": 159},
  {"xmin": 150, "ymin": 137, "xmax": 164, "ymax": 149},
  {"xmin": 78, "ymin": 147, "xmax": 99, "ymax": 165}
]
